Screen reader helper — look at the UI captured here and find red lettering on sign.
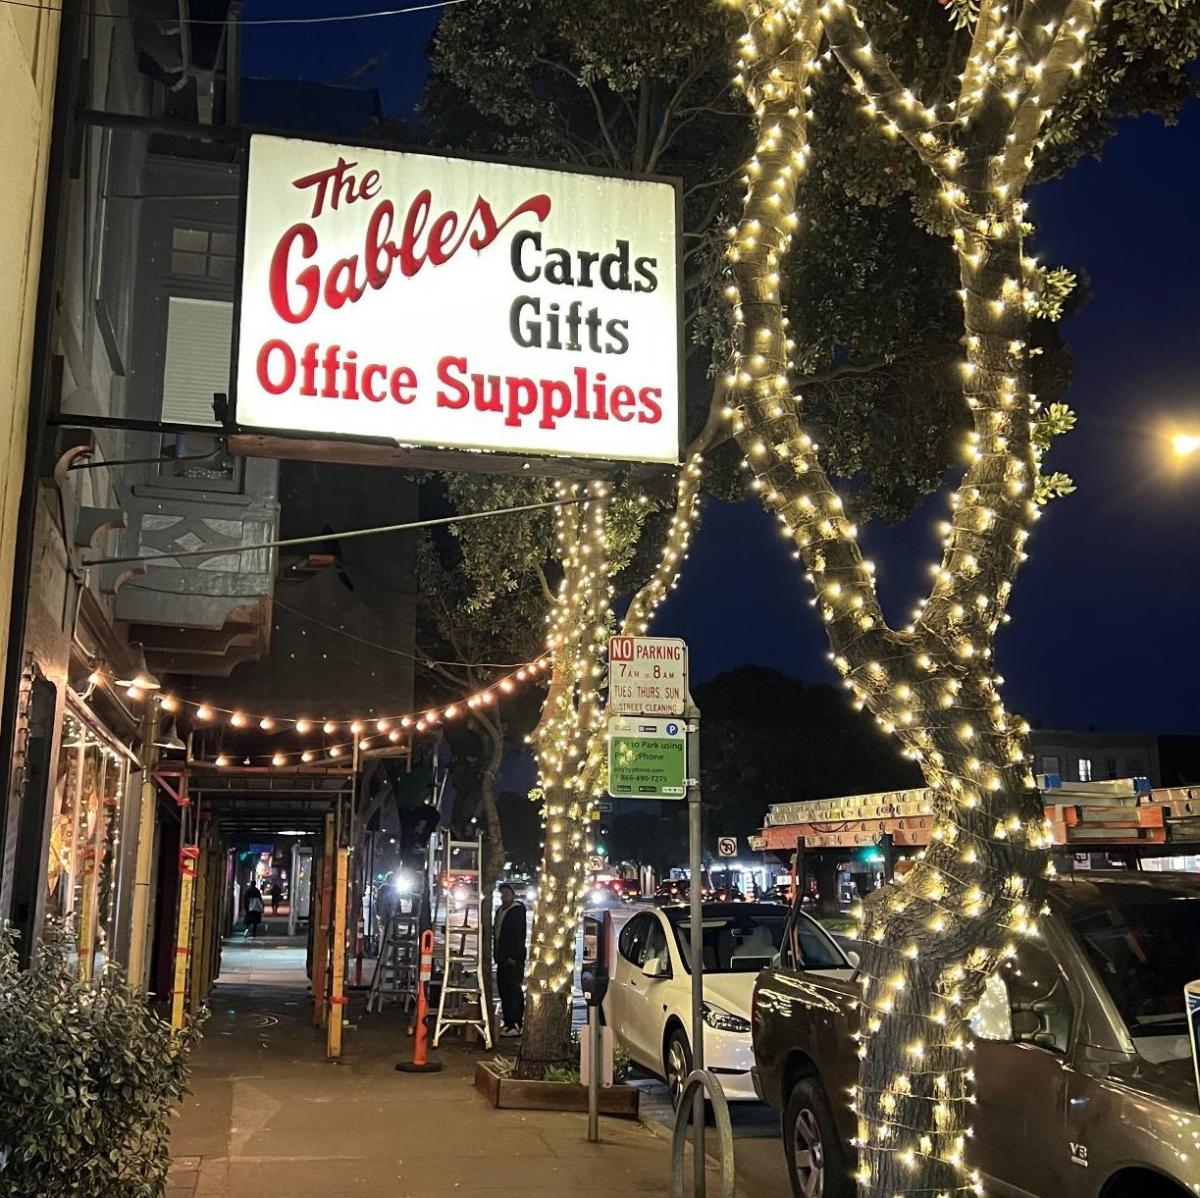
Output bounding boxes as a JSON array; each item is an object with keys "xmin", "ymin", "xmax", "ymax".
[{"xmin": 268, "ymin": 178, "xmax": 552, "ymax": 325}]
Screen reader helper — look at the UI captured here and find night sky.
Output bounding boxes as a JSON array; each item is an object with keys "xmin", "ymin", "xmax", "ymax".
[{"xmin": 243, "ymin": 3, "xmax": 1200, "ymax": 736}]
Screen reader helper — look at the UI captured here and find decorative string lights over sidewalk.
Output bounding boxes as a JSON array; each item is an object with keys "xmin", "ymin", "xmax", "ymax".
[{"xmin": 84, "ymin": 656, "xmax": 550, "ymax": 768}]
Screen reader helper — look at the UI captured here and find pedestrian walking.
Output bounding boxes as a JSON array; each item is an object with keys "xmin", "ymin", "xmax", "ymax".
[
  {"xmin": 243, "ymin": 882, "xmax": 264, "ymax": 938},
  {"xmin": 493, "ymin": 883, "xmax": 527, "ymax": 1037},
  {"xmin": 269, "ymin": 879, "xmax": 282, "ymax": 916}
]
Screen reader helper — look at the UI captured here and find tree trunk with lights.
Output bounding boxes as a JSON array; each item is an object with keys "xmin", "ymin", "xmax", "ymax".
[
  {"xmin": 516, "ymin": 461, "xmax": 705, "ymax": 1078},
  {"xmin": 516, "ymin": 484, "xmax": 613, "ymax": 1077},
  {"xmin": 724, "ymin": 0, "xmax": 1101, "ymax": 1192}
]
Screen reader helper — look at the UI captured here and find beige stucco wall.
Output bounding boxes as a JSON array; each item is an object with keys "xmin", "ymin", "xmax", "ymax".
[{"xmin": 0, "ymin": 3, "xmax": 61, "ymax": 706}]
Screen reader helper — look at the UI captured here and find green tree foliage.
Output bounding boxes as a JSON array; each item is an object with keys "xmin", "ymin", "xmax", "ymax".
[
  {"xmin": 495, "ymin": 788, "xmax": 545, "ymax": 872},
  {"xmin": 423, "ymin": 0, "xmax": 1063, "ymax": 516},
  {"xmin": 606, "ymin": 807, "xmax": 687, "ymax": 873},
  {"xmin": 695, "ymin": 666, "xmax": 922, "ymax": 842}
]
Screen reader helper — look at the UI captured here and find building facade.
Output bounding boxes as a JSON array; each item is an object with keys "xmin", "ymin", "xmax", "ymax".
[
  {"xmin": 0, "ymin": 1, "xmax": 420, "ymax": 1002},
  {"xmin": 1029, "ymin": 728, "xmax": 1161, "ymax": 787},
  {"xmin": 0, "ymin": 0, "xmax": 62, "ymax": 756}
]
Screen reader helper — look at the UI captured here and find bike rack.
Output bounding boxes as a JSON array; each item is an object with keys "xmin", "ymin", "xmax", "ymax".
[{"xmin": 670, "ymin": 1069, "xmax": 736, "ymax": 1198}]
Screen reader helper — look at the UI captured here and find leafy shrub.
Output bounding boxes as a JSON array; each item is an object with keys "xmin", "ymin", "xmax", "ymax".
[
  {"xmin": 490, "ymin": 1034, "xmax": 633, "ymax": 1085},
  {"xmin": 519, "ymin": 1032, "xmax": 634, "ymax": 1084},
  {"xmin": 0, "ymin": 926, "xmax": 204, "ymax": 1198}
]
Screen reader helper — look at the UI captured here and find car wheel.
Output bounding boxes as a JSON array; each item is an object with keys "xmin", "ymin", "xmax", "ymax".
[
  {"xmin": 783, "ymin": 1077, "xmax": 851, "ymax": 1198},
  {"xmin": 664, "ymin": 1026, "xmax": 692, "ymax": 1110}
]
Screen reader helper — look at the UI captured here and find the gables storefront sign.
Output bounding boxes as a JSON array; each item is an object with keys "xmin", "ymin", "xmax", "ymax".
[{"xmin": 234, "ymin": 134, "xmax": 682, "ymax": 467}]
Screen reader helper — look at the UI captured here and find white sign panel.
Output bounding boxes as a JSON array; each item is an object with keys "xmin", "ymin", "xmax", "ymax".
[
  {"xmin": 717, "ymin": 837, "xmax": 737, "ymax": 858},
  {"xmin": 608, "ymin": 636, "xmax": 688, "ymax": 716},
  {"xmin": 235, "ymin": 135, "xmax": 681, "ymax": 464}
]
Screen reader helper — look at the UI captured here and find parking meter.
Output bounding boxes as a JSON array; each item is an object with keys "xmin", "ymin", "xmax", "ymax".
[
  {"xmin": 581, "ymin": 910, "xmax": 613, "ymax": 1140},
  {"xmin": 581, "ymin": 911, "xmax": 611, "ymax": 1008}
]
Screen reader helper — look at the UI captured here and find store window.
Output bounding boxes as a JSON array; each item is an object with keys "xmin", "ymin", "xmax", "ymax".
[
  {"xmin": 1077, "ymin": 758, "xmax": 1093, "ymax": 782},
  {"xmin": 46, "ymin": 709, "xmax": 132, "ymax": 976}
]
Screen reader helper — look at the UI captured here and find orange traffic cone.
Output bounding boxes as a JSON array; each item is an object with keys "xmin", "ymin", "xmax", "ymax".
[{"xmin": 396, "ymin": 929, "xmax": 443, "ymax": 1073}]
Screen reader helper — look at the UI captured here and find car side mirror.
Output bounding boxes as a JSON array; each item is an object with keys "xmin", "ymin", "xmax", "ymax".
[
  {"xmin": 642, "ymin": 955, "xmax": 670, "ymax": 980},
  {"xmin": 846, "ymin": 950, "xmax": 861, "ymax": 970},
  {"xmin": 1012, "ymin": 999, "xmax": 1065, "ymax": 1051}
]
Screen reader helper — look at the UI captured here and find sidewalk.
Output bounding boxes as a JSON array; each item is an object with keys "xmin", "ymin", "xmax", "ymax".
[{"xmin": 168, "ymin": 938, "xmax": 730, "ymax": 1197}]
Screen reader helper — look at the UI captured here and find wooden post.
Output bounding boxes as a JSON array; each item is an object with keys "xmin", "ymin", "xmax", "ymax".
[
  {"xmin": 327, "ymin": 846, "xmax": 349, "ymax": 1060},
  {"xmin": 189, "ymin": 823, "xmax": 210, "ymax": 1016},
  {"xmin": 171, "ymin": 846, "xmax": 199, "ymax": 1030},
  {"xmin": 312, "ymin": 812, "xmax": 334, "ymax": 1025},
  {"xmin": 126, "ymin": 708, "xmax": 159, "ymax": 993}
]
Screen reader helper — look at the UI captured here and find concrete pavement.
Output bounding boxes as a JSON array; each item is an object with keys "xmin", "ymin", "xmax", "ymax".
[{"xmin": 168, "ymin": 935, "xmax": 739, "ymax": 1197}]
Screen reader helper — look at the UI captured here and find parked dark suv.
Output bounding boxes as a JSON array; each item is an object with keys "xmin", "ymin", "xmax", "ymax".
[{"xmin": 751, "ymin": 872, "xmax": 1200, "ymax": 1198}]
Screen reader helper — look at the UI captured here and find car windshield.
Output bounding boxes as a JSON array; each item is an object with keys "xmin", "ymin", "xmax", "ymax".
[
  {"xmin": 1067, "ymin": 895, "xmax": 1200, "ymax": 1037},
  {"xmin": 666, "ymin": 908, "xmax": 789, "ymax": 973}
]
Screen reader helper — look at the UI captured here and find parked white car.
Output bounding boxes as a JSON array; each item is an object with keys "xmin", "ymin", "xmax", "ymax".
[{"xmin": 605, "ymin": 901, "xmax": 854, "ymax": 1105}]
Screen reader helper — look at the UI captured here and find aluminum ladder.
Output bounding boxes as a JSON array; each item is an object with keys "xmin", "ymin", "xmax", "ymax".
[
  {"xmin": 431, "ymin": 831, "xmax": 492, "ymax": 1048},
  {"xmin": 367, "ymin": 909, "xmax": 420, "ymax": 1013}
]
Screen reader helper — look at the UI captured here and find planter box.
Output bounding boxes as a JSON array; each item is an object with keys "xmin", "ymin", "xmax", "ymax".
[{"xmin": 474, "ymin": 1060, "xmax": 640, "ymax": 1118}]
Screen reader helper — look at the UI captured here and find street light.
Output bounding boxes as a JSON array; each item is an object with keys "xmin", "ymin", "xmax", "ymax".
[{"xmin": 1172, "ymin": 432, "xmax": 1200, "ymax": 459}]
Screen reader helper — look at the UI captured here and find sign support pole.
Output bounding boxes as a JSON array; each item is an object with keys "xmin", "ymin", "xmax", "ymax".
[{"xmin": 685, "ymin": 695, "xmax": 705, "ymax": 1197}]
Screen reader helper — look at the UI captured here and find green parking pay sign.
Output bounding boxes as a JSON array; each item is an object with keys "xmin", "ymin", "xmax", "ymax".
[{"xmin": 607, "ymin": 716, "xmax": 687, "ymax": 799}]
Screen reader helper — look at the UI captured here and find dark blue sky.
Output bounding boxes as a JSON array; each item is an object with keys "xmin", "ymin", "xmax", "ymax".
[
  {"xmin": 662, "ymin": 109, "xmax": 1200, "ymax": 734},
  {"xmin": 244, "ymin": 3, "xmax": 1200, "ymax": 735}
]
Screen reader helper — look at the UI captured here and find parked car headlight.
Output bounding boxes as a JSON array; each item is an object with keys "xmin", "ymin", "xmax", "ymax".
[{"xmin": 702, "ymin": 1003, "xmax": 750, "ymax": 1033}]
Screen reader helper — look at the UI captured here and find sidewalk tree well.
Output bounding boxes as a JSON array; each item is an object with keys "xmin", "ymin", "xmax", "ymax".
[{"xmin": 719, "ymin": 0, "xmax": 1199, "ymax": 1195}]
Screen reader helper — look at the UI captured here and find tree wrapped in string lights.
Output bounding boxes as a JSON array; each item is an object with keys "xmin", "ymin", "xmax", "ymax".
[
  {"xmin": 517, "ymin": 462, "xmax": 704, "ymax": 1076},
  {"xmin": 721, "ymin": 0, "xmax": 1199, "ymax": 1194}
]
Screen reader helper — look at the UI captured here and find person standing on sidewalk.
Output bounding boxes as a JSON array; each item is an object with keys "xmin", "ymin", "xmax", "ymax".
[
  {"xmin": 493, "ymin": 884, "xmax": 526, "ymax": 1037},
  {"xmin": 243, "ymin": 882, "xmax": 264, "ymax": 938}
]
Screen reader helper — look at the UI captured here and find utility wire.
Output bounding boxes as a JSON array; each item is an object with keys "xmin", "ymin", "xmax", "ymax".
[
  {"xmin": 0, "ymin": 0, "xmax": 466, "ymax": 24},
  {"xmin": 83, "ymin": 495, "xmax": 579, "ymax": 567}
]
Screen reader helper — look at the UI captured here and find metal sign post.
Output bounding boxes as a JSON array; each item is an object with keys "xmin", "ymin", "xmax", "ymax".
[
  {"xmin": 685, "ymin": 695, "xmax": 706, "ymax": 1197},
  {"xmin": 604, "ymin": 637, "xmax": 723, "ymax": 1188}
]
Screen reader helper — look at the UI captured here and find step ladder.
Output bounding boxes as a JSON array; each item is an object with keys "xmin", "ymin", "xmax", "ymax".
[
  {"xmin": 367, "ymin": 908, "xmax": 420, "ymax": 1013},
  {"xmin": 431, "ymin": 831, "xmax": 492, "ymax": 1049}
]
